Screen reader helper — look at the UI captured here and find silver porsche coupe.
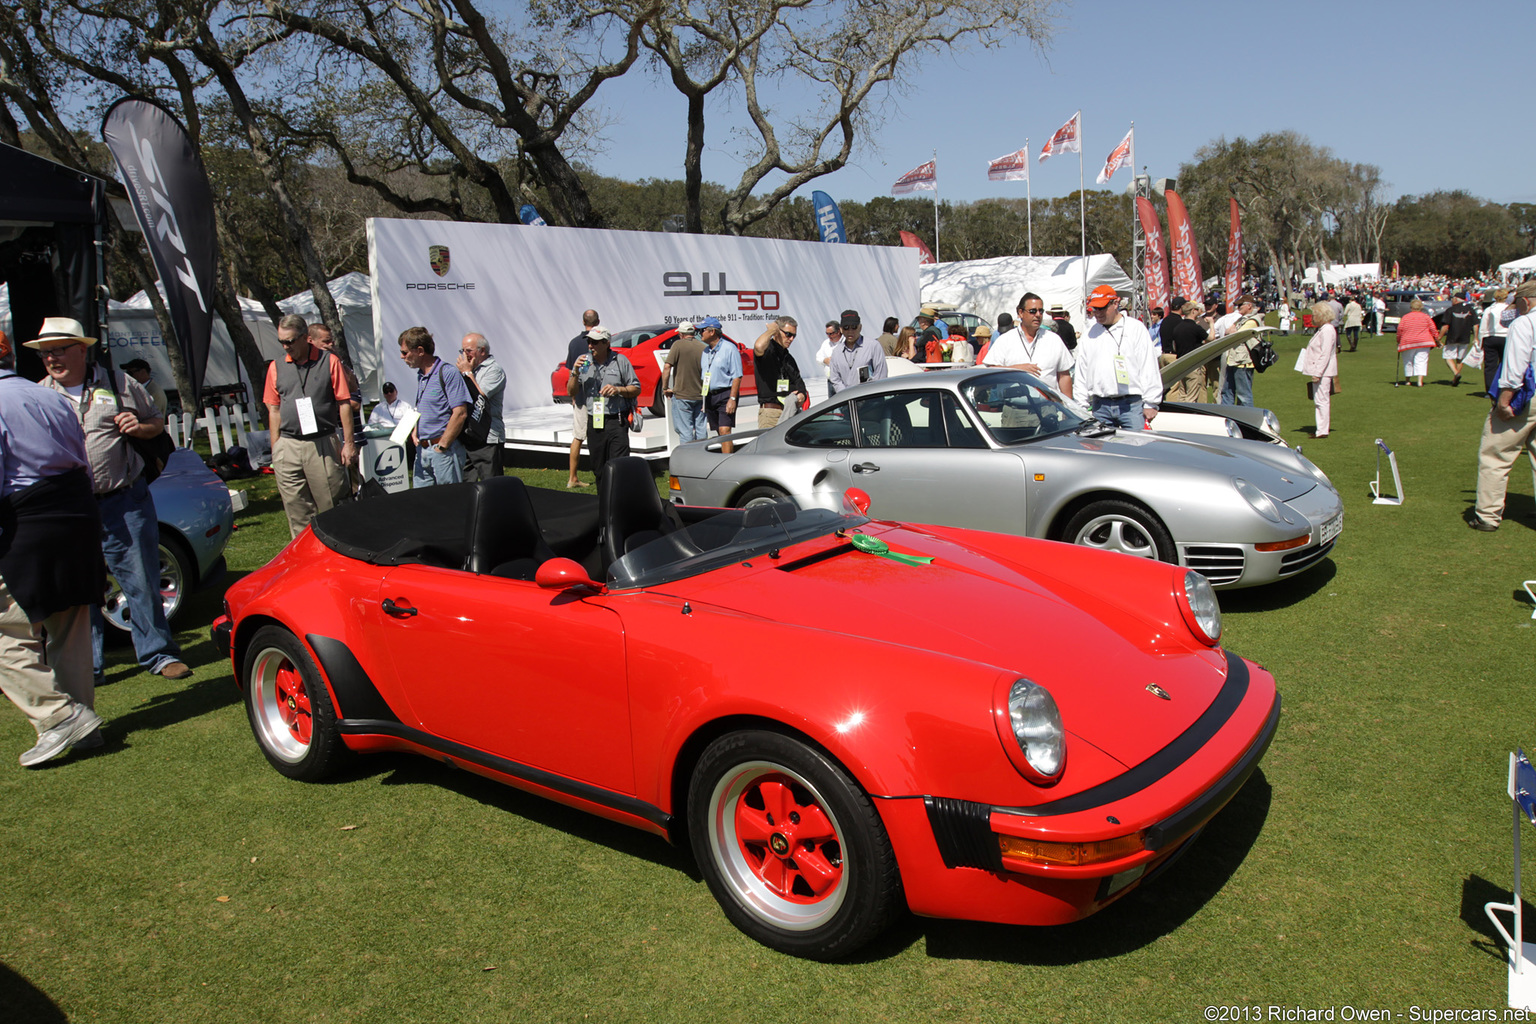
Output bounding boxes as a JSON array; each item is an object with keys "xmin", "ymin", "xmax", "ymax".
[{"xmin": 667, "ymin": 368, "xmax": 1343, "ymax": 589}]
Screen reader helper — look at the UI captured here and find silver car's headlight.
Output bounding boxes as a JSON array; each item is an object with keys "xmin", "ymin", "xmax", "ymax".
[
  {"xmin": 1234, "ymin": 477, "xmax": 1282, "ymax": 522},
  {"xmin": 1178, "ymin": 570, "xmax": 1222, "ymax": 645},
  {"xmin": 1261, "ymin": 410, "xmax": 1281, "ymax": 436},
  {"xmin": 1224, "ymin": 418, "xmax": 1242, "ymax": 439},
  {"xmin": 1007, "ymin": 678, "xmax": 1064, "ymax": 780},
  {"xmin": 1295, "ymin": 452, "xmax": 1333, "ymax": 488}
]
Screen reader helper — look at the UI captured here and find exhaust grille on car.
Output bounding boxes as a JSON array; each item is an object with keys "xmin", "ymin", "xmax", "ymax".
[
  {"xmin": 1280, "ymin": 539, "xmax": 1333, "ymax": 576},
  {"xmin": 924, "ymin": 796, "xmax": 1003, "ymax": 871},
  {"xmin": 1182, "ymin": 545, "xmax": 1245, "ymax": 586}
]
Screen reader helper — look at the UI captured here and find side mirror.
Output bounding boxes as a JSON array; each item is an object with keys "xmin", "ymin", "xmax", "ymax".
[
  {"xmin": 535, "ymin": 558, "xmax": 603, "ymax": 592},
  {"xmin": 842, "ymin": 487, "xmax": 871, "ymax": 516}
]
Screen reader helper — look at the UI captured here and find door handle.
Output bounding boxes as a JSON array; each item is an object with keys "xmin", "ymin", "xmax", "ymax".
[
  {"xmin": 382, "ymin": 598, "xmax": 418, "ymax": 618},
  {"xmin": 852, "ymin": 462, "xmax": 880, "ymax": 473}
]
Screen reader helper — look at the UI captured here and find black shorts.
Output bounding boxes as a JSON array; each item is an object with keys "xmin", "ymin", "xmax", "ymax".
[{"xmin": 705, "ymin": 389, "xmax": 736, "ymax": 429}]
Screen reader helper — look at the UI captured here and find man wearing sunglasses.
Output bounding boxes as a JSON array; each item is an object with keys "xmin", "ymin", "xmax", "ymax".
[
  {"xmin": 1077, "ymin": 286, "xmax": 1161, "ymax": 429},
  {"xmin": 752, "ymin": 317, "xmax": 809, "ymax": 429},
  {"xmin": 982, "ymin": 292, "xmax": 1074, "ymax": 396}
]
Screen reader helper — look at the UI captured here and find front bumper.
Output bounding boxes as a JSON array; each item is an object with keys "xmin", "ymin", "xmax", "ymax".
[{"xmin": 876, "ymin": 653, "xmax": 1279, "ymax": 926}]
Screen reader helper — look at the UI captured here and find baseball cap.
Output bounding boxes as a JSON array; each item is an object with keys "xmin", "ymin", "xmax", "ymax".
[
  {"xmin": 587, "ymin": 328, "xmax": 612, "ymax": 343},
  {"xmin": 698, "ymin": 316, "xmax": 722, "ymax": 331},
  {"xmin": 1086, "ymin": 286, "xmax": 1120, "ymax": 309},
  {"xmin": 676, "ymin": 321, "xmax": 696, "ymax": 335},
  {"xmin": 840, "ymin": 309, "xmax": 861, "ymax": 329}
]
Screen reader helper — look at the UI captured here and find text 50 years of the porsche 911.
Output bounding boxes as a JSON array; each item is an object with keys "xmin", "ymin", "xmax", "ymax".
[{"xmin": 214, "ymin": 462, "xmax": 1279, "ymax": 959}]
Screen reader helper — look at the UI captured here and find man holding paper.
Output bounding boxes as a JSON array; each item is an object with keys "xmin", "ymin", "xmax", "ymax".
[{"xmin": 264, "ymin": 314, "xmax": 355, "ymax": 537}]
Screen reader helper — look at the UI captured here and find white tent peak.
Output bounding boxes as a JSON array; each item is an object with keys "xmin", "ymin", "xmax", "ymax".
[
  {"xmin": 279, "ymin": 271, "xmax": 372, "ymax": 315},
  {"xmin": 920, "ymin": 254, "xmax": 1132, "ymax": 321}
]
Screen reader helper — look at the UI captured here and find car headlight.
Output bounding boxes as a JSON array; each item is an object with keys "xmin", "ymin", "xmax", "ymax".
[
  {"xmin": 1261, "ymin": 410, "xmax": 1281, "ymax": 436},
  {"xmin": 1295, "ymin": 452, "xmax": 1333, "ymax": 488},
  {"xmin": 1007, "ymin": 678, "xmax": 1065, "ymax": 780},
  {"xmin": 1234, "ymin": 477, "xmax": 1281, "ymax": 522},
  {"xmin": 1178, "ymin": 570, "xmax": 1222, "ymax": 645},
  {"xmin": 1223, "ymin": 417, "xmax": 1242, "ymax": 438}
]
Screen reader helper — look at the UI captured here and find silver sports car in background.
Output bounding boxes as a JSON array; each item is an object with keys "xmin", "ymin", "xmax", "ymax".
[{"xmin": 668, "ymin": 368, "xmax": 1342, "ymax": 589}]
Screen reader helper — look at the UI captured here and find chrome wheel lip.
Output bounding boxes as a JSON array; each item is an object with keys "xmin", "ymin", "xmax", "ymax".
[
  {"xmin": 102, "ymin": 543, "xmax": 186, "ymax": 631},
  {"xmin": 740, "ymin": 494, "xmax": 787, "ymax": 509},
  {"xmin": 707, "ymin": 759, "xmax": 848, "ymax": 932},
  {"xmin": 1072, "ymin": 514, "xmax": 1159, "ymax": 558},
  {"xmin": 249, "ymin": 647, "xmax": 309, "ymax": 764}
]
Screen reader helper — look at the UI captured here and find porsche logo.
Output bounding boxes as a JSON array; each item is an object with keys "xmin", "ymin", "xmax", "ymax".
[
  {"xmin": 1145, "ymin": 683, "xmax": 1171, "ymax": 701},
  {"xmin": 428, "ymin": 245, "xmax": 451, "ymax": 277},
  {"xmin": 769, "ymin": 833, "xmax": 790, "ymax": 855}
]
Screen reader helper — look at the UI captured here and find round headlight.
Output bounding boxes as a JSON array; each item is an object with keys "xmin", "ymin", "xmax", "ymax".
[
  {"xmin": 1234, "ymin": 477, "xmax": 1281, "ymax": 522},
  {"xmin": 1181, "ymin": 570, "xmax": 1222, "ymax": 644},
  {"xmin": 1224, "ymin": 417, "xmax": 1242, "ymax": 439},
  {"xmin": 1261, "ymin": 410, "xmax": 1281, "ymax": 436},
  {"xmin": 1008, "ymin": 678, "xmax": 1064, "ymax": 778}
]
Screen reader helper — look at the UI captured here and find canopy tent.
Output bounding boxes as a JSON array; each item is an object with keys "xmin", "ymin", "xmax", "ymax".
[
  {"xmin": 1303, "ymin": 263, "xmax": 1380, "ymax": 286},
  {"xmin": 919, "ymin": 254, "xmax": 1133, "ymax": 324},
  {"xmin": 279, "ymin": 271, "xmax": 383, "ymax": 400},
  {"xmin": 102, "ymin": 282, "xmax": 279, "ymax": 403},
  {"xmin": 0, "ymin": 141, "xmax": 106, "ymax": 380},
  {"xmin": 1498, "ymin": 254, "xmax": 1536, "ymax": 278}
]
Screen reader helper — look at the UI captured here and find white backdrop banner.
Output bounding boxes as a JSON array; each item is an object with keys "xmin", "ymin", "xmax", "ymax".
[{"xmin": 368, "ymin": 218, "xmax": 922, "ymax": 413}]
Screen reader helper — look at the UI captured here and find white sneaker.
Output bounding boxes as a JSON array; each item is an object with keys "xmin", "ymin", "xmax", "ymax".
[{"xmin": 19, "ymin": 705, "xmax": 104, "ymax": 768}]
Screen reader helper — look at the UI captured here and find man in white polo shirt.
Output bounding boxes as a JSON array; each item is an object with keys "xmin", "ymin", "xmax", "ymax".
[
  {"xmin": 983, "ymin": 291, "xmax": 1074, "ymax": 396},
  {"xmin": 1075, "ymin": 286, "xmax": 1161, "ymax": 429}
]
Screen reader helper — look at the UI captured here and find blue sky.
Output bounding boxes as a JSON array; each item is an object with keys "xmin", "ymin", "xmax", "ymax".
[{"xmin": 581, "ymin": 0, "xmax": 1530, "ymax": 209}]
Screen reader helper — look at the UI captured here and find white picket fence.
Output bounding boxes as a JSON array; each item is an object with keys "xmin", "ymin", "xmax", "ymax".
[{"xmin": 169, "ymin": 402, "xmax": 256, "ymax": 455}]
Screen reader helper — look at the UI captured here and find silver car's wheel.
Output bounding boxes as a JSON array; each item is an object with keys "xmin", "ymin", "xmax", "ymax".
[
  {"xmin": 735, "ymin": 484, "xmax": 790, "ymax": 509},
  {"xmin": 1063, "ymin": 499, "xmax": 1175, "ymax": 562},
  {"xmin": 102, "ymin": 538, "xmax": 190, "ymax": 633}
]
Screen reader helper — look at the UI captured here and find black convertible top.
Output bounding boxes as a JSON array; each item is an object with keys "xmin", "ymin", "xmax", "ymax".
[{"xmin": 311, "ymin": 481, "xmax": 600, "ymax": 573}]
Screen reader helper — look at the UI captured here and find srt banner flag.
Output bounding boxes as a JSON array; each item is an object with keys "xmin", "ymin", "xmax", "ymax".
[
  {"xmin": 812, "ymin": 191, "xmax": 847, "ymax": 243},
  {"xmin": 1037, "ymin": 111, "xmax": 1081, "ymax": 162},
  {"xmin": 1135, "ymin": 197, "xmax": 1170, "ymax": 313},
  {"xmin": 1164, "ymin": 189, "xmax": 1205, "ymax": 304},
  {"xmin": 891, "ymin": 161, "xmax": 936, "ymax": 195},
  {"xmin": 1225, "ymin": 198, "xmax": 1244, "ymax": 304},
  {"xmin": 898, "ymin": 231, "xmax": 936, "ymax": 265},
  {"xmin": 987, "ymin": 148, "xmax": 1030, "ymax": 182},
  {"xmin": 1095, "ymin": 128, "xmax": 1133, "ymax": 185},
  {"xmin": 101, "ymin": 96, "xmax": 217, "ymax": 397}
]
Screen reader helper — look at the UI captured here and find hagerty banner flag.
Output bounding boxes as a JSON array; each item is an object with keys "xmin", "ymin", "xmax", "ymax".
[
  {"xmin": 1164, "ymin": 188, "xmax": 1205, "ymax": 304},
  {"xmin": 1135, "ymin": 197, "xmax": 1170, "ymax": 313},
  {"xmin": 101, "ymin": 96, "xmax": 218, "ymax": 396},
  {"xmin": 812, "ymin": 191, "xmax": 847, "ymax": 243},
  {"xmin": 891, "ymin": 161, "xmax": 937, "ymax": 195},
  {"xmin": 1095, "ymin": 127, "xmax": 1133, "ymax": 185},
  {"xmin": 1037, "ymin": 112, "xmax": 1081, "ymax": 163},
  {"xmin": 987, "ymin": 148, "xmax": 1030, "ymax": 182}
]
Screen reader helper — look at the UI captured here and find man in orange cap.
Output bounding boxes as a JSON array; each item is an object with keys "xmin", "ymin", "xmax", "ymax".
[{"xmin": 1075, "ymin": 287, "xmax": 1162, "ymax": 429}]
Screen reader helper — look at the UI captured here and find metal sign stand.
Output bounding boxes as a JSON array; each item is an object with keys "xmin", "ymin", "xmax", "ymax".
[
  {"xmin": 1485, "ymin": 751, "xmax": 1536, "ymax": 1010},
  {"xmin": 1370, "ymin": 438, "xmax": 1403, "ymax": 505}
]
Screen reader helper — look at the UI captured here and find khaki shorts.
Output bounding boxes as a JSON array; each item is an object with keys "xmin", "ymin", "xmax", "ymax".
[
  {"xmin": 571, "ymin": 402, "xmax": 588, "ymax": 441},
  {"xmin": 758, "ymin": 405, "xmax": 784, "ymax": 430}
]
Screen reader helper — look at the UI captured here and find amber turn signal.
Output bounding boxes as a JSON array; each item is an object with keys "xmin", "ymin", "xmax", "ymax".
[
  {"xmin": 998, "ymin": 831, "xmax": 1145, "ymax": 866},
  {"xmin": 1254, "ymin": 534, "xmax": 1309, "ymax": 553}
]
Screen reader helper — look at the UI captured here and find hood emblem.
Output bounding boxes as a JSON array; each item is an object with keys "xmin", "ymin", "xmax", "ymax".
[{"xmin": 1145, "ymin": 683, "xmax": 1171, "ymax": 701}]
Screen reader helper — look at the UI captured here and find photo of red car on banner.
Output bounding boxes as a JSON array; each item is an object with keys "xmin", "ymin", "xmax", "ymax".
[{"xmin": 549, "ymin": 323, "xmax": 757, "ymax": 415}]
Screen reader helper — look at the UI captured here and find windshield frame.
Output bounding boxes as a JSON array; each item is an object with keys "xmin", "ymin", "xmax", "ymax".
[{"xmin": 959, "ymin": 369, "xmax": 1090, "ymax": 446}]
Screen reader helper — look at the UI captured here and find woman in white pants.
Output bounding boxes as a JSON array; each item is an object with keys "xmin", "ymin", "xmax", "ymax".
[{"xmin": 1301, "ymin": 302, "xmax": 1339, "ymax": 438}]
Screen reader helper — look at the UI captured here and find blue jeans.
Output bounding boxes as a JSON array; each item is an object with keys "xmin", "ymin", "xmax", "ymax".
[
  {"xmin": 1221, "ymin": 367, "xmax": 1254, "ymax": 406},
  {"xmin": 93, "ymin": 475, "xmax": 181, "ymax": 679},
  {"xmin": 414, "ymin": 440, "xmax": 466, "ymax": 487},
  {"xmin": 1090, "ymin": 395, "xmax": 1145, "ymax": 430},
  {"xmin": 672, "ymin": 398, "xmax": 707, "ymax": 444}
]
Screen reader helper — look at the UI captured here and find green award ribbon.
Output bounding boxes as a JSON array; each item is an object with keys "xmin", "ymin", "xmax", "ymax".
[{"xmin": 850, "ymin": 532, "xmax": 934, "ymax": 566}]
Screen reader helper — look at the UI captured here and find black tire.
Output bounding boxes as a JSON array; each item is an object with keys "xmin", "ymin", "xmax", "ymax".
[
  {"xmin": 241, "ymin": 625, "xmax": 347, "ymax": 781},
  {"xmin": 101, "ymin": 532, "xmax": 193, "ymax": 634},
  {"xmin": 734, "ymin": 484, "xmax": 790, "ymax": 509},
  {"xmin": 1063, "ymin": 498, "xmax": 1176, "ymax": 562},
  {"xmin": 687, "ymin": 730, "xmax": 903, "ymax": 960}
]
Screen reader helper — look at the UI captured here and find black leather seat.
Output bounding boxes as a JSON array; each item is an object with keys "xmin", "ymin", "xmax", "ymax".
[
  {"xmin": 599, "ymin": 456, "xmax": 680, "ymax": 570},
  {"xmin": 462, "ymin": 477, "xmax": 555, "ymax": 579}
]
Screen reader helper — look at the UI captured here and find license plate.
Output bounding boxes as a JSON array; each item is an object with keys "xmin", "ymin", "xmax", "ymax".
[{"xmin": 1319, "ymin": 512, "xmax": 1343, "ymax": 545}]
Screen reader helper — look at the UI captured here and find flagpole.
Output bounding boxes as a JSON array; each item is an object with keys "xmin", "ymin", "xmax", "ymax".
[
  {"xmin": 1128, "ymin": 123, "xmax": 1138, "ymax": 315},
  {"xmin": 1077, "ymin": 111, "xmax": 1086, "ymax": 311},
  {"xmin": 932, "ymin": 148, "xmax": 940, "ymax": 263},
  {"xmin": 1026, "ymin": 138, "xmax": 1033, "ymax": 258}
]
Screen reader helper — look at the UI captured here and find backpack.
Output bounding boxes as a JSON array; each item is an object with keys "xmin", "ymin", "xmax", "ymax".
[{"xmin": 456, "ymin": 367, "xmax": 492, "ymax": 449}]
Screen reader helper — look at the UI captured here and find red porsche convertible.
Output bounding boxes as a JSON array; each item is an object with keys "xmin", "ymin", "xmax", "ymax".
[
  {"xmin": 549, "ymin": 323, "xmax": 757, "ymax": 414},
  {"xmin": 213, "ymin": 459, "xmax": 1279, "ymax": 960}
]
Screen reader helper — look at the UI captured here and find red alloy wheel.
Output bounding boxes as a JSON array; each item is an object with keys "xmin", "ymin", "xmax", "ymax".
[{"xmin": 272, "ymin": 660, "xmax": 312, "ymax": 746}]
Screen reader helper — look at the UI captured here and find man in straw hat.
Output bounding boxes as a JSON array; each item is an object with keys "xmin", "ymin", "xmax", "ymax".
[
  {"xmin": 0, "ymin": 326, "xmax": 108, "ymax": 765},
  {"xmin": 31, "ymin": 317, "xmax": 191, "ymax": 685}
]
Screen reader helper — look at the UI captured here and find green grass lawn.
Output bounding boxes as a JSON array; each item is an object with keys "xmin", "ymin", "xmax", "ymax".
[{"xmin": 4, "ymin": 335, "xmax": 1534, "ymax": 1023}]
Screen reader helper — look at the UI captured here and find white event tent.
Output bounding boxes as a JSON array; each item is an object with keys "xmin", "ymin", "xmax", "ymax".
[
  {"xmin": 919, "ymin": 254, "xmax": 1133, "ymax": 323},
  {"xmin": 278, "ymin": 271, "xmax": 383, "ymax": 400},
  {"xmin": 1498, "ymin": 254, "xmax": 1536, "ymax": 278},
  {"xmin": 1302, "ymin": 263, "xmax": 1380, "ymax": 286}
]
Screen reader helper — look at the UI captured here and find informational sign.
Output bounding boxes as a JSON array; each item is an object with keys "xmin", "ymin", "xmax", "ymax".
[
  {"xmin": 362, "ymin": 438, "xmax": 410, "ymax": 493},
  {"xmin": 369, "ymin": 219, "xmax": 921, "ymax": 413}
]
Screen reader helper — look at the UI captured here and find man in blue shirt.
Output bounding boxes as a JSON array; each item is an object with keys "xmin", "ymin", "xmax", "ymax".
[
  {"xmin": 567, "ymin": 328, "xmax": 640, "ymax": 481},
  {"xmin": 699, "ymin": 317, "xmax": 743, "ymax": 453},
  {"xmin": 399, "ymin": 326, "xmax": 471, "ymax": 487},
  {"xmin": 0, "ymin": 329, "xmax": 105, "ymax": 766},
  {"xmin": 827, "ymin": 309, "xmax": 887, "ymax": 394}
]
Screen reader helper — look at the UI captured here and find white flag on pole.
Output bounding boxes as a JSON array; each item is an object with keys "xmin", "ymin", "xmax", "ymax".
[
  {"xmin": 1095, "ymin": 127, "xmax": 1133, "ymax": 185},
  {"xmin": 1037, "ymin": 112, "xmax": 1081, "ymax": 163},
  {"xmin": 987, "ymin": 148, "xmax": 1029, "ymax": 182}
]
